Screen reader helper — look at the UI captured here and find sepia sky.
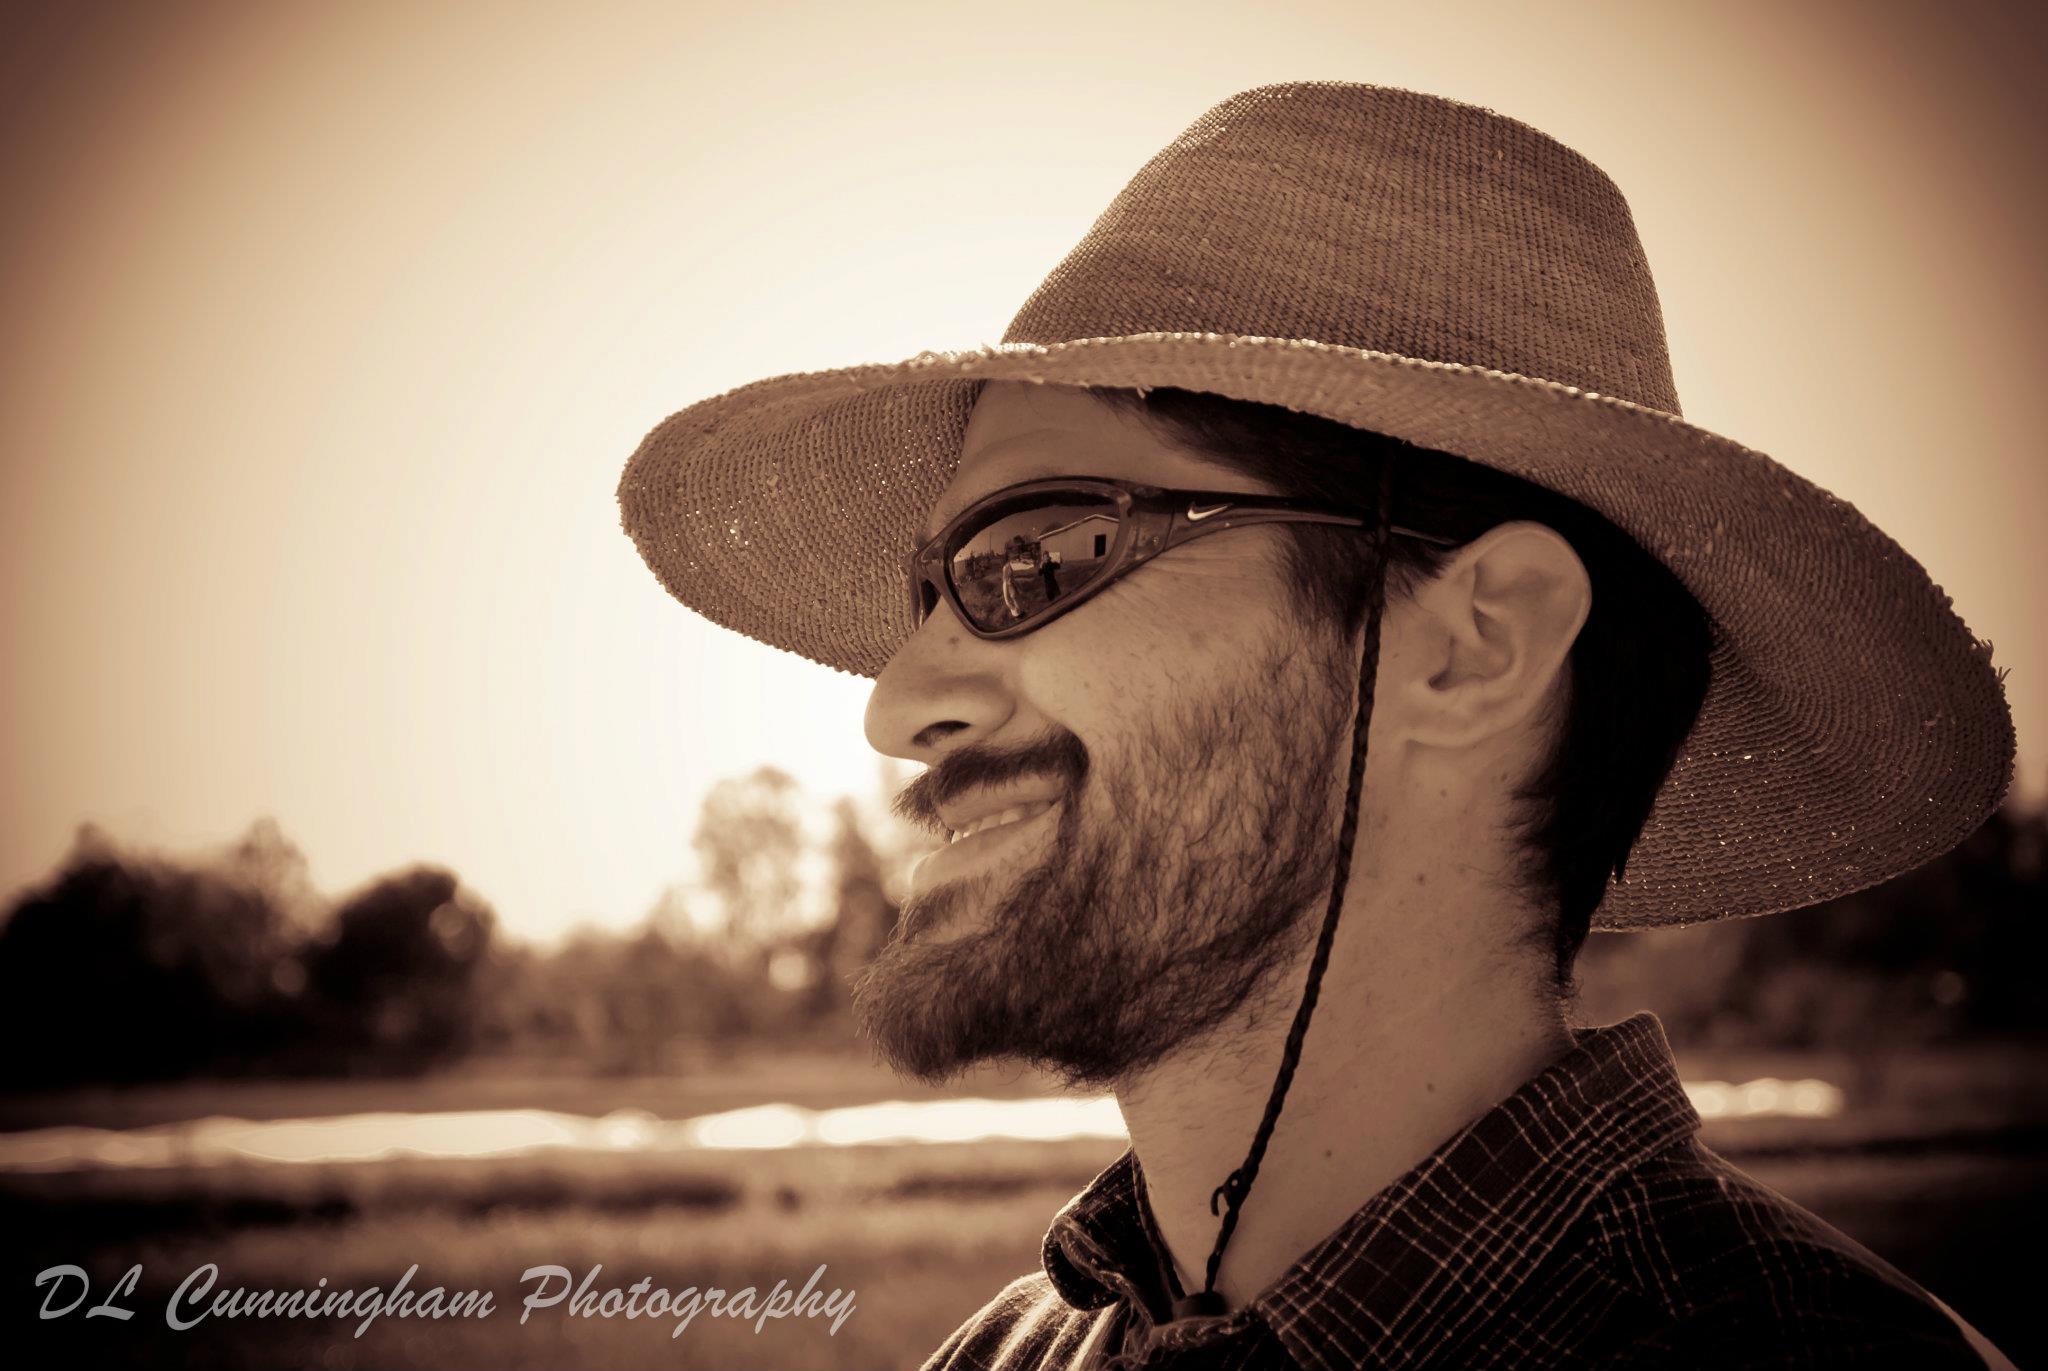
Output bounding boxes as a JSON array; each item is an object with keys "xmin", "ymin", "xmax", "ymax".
[{"xmin": 3, "ymin": 0, "xmax": 2042, "ymax": 944}]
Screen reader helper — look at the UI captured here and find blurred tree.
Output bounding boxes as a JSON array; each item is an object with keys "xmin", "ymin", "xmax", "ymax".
[
  {"xmin": 528, "ymin": 930, "xmax": 622, "ymax": 1057},
  {"xmin": 212, "ymin": 816, "xmax": 325, "ymax": 938},
  {"xmin": 598, "ymin": 924, "xmax": 749, "ymax": 1070},
  {"xmin": 802, "ymin": 797, "xmax": 900, "ymax": 1021},
  {"xmin": 478, "ymin": 918, "xmax": 753, "ymax": 1065},
  {"xmin": 642, "ymin": 879, "xmax": 712, "ymax": 945},
  {"xmin": 692, "ymin": 765, "xmax": 806, "ymax": 955},
  {"xmin": 297, "ymin": 866, "xmax": 495, "ymax": 1074},
  {"xmin": 471, "ymin": 938, "xmax": 550, "ymax": 1055}
]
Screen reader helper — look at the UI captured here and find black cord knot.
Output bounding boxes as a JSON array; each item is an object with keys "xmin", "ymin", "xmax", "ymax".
[{"xmin": 1209, "ymin": 1169, "xmax": 1249, "ymax": 1216}]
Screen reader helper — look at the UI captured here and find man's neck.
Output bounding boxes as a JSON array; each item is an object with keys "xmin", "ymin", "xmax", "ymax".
[{"xmin": 1115, "ymin": 893, "xmax": 1574, "ymax": 1311}]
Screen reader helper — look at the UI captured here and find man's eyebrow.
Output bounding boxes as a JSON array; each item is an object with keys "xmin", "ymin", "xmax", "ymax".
[
  {"xmin": 919, "ymin": 430, "xmax": 1070, "ymax": 542},
  {"xmin": 918, "ymin": 501, "xmax": 962, "ymax": 544},
  {"xmin": 918, "ymin": 470, "xmax": 1077, "ymax": 543},
  {"xmin": 919, "ymin": 477, "xmax": 1041, "ymax": 544}
]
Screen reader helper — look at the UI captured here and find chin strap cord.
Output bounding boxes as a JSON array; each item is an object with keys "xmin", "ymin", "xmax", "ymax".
[{"xmin": 1170, "ymin": 454, "xmax": 1396, "ymax": 1321}]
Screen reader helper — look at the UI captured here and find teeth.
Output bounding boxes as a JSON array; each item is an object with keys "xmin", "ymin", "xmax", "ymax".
[{"xmin": 950, "ymin": 801, "xmax": 1052, "ymax": 843}]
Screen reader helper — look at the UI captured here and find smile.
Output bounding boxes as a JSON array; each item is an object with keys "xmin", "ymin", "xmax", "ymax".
[
  {"xmin": 909, "ymin": 801, "xmax": 1061, "ymax": 900},
  {"xmin": 950, "ymin": 801, "xmax": 1058, "ymax": 842}
]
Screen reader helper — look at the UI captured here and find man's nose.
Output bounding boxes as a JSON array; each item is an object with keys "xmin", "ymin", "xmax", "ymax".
[{"xmin": 864, "ymin": 609, "xmax": 1015, "ymax": 765}]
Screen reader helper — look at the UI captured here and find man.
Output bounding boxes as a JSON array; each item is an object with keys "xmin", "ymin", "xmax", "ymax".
[
  {"xmin": 1002, "ymin": 534, "xmax": 1042, "ymax": 621},
  {"xmin": 619, "ymin": 84, "xmax": 2015, "ymax": 1368},
  {"xmin": 1037, "ymin": 546, "xmax": 1064, "ymax": 606}
]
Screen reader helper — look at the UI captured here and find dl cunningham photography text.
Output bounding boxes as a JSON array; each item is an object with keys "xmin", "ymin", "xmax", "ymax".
[{"xmin": 34, "ymin": 1260, "xmax": 858, "ymax": 1342}]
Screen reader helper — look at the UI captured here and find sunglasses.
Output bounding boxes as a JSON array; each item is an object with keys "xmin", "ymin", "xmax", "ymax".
[{"xmin": 906, "ymin": 477, "xmax": 1459, "ymax": 640}]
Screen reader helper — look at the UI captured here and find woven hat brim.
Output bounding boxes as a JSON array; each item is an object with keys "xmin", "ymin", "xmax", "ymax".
[{"xmin": 617, "ymin": 333, "xmax": 2015, "ymax": 931}]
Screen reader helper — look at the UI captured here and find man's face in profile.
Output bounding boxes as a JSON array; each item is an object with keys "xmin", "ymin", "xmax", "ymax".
[{"xmin": 854, "ymin": 382, "xmax": 1370, "ymax": 1088}]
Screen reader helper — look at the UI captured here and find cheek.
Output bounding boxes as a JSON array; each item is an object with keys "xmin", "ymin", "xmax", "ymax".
[
  {"xmin": 1013, "ymin": 621, "xmax": 1155, "ymax": 733},
  {"xmin": 1015, "ymin": 585, "xmax": 1289, "ymax": 735}
]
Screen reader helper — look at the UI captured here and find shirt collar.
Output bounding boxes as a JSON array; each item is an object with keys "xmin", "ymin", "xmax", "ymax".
[
  {"xmin": 1040, "ymin": 1013, "xmax": 1702, "ymax": 1367},
  {"xmin": 1042, "ymin": 1148, "xmax": 1155, "ymax": 1312}
]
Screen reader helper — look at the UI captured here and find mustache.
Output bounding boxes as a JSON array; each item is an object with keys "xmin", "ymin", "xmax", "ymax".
[{"xmin": 891, "ymin": 730, "xmax": 1089, "ymax": 837}]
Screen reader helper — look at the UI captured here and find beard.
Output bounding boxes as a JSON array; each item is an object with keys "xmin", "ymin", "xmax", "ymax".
[{"xmin": 851, "ymin": 631, "xmax": 1358, "ymax": 1090}]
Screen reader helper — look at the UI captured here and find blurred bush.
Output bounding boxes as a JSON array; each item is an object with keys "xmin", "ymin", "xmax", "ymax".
[
  {"xmin": 1, "ymin": 783, "xmax": 2039, "ymax": 1091},
  {"xmin": 292, "ymin": 866, "xmax": 496, "ymax": 1074},
  {"xmin": 0, "ymin": 822, "xmax": 303, "ymax": 1088},
  {"xmin": 0, "ymin": 823, "xmax": 497, "ymax": 1088},
  {"xmin": 1574, "ymin": 799, "xmax": 2047, "ymax": 1048}
]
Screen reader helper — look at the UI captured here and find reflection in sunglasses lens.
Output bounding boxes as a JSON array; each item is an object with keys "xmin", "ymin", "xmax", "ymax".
[{"xmin": 949, "ymin": 496, "xmax": 1121, "ymax": 631}]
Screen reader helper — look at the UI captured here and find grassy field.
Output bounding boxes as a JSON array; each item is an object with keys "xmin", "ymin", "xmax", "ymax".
[
  {"xmin": 5, "ymin": 1137, "xmax": 1119, "ymax": 1370},
  {"xmin": 4, "ymin": 1045, "xmax": 2043, "ymax": 1368}
]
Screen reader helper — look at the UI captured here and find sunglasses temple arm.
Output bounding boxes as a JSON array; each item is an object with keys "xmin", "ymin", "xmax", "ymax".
[{"xmin": 1166, "ymin": 505, "xmax": 1460, "ymax": 547}]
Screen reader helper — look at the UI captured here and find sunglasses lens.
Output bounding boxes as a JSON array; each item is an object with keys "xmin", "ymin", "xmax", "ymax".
[{"xmin": 946, "ymin": 493, "xmax": 1122, "ymax": 631}]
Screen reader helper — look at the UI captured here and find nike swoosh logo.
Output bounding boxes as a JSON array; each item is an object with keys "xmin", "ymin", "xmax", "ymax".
[{"xmin": 1186, "ymin": 502, "xmax": 1233, "ymax": 521}]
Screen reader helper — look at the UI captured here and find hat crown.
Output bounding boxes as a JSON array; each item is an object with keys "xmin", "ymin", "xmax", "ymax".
[{"xmin": 1004, "ymin": 82, "xmax": 1680, "ymax": 415}]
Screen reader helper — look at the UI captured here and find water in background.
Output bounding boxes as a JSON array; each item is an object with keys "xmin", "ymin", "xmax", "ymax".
[{"xmin": 0, "ymin": 1077, "xmax": 1843, "ymax": 1171}]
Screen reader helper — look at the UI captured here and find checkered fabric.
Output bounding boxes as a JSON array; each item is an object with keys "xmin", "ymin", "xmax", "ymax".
[{"xmin": 919, "ymin": 1014, "xmax": 1988, "ymax": 1370}]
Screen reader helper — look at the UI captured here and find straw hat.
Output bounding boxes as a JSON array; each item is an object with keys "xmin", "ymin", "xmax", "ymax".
[{"xmin": 617, "ymin": 81, "xmax": 2014, "ymax": 930}]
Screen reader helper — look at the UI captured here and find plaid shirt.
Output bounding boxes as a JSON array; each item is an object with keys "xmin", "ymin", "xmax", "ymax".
[{"xmin": 918, "ymin": 1014, "xmax": 1992, "ymax": 1370}]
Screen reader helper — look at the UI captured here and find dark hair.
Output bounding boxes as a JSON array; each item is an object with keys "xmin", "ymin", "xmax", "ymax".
[{"xmin": 1087, "ymin": 385, "xmax": 1714, "ymax": 992}]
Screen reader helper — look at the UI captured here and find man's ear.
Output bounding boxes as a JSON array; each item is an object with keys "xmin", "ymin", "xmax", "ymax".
[{"xmin": 1395, "ymin": 521, "xmax": 1590, "ymax": 750}]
